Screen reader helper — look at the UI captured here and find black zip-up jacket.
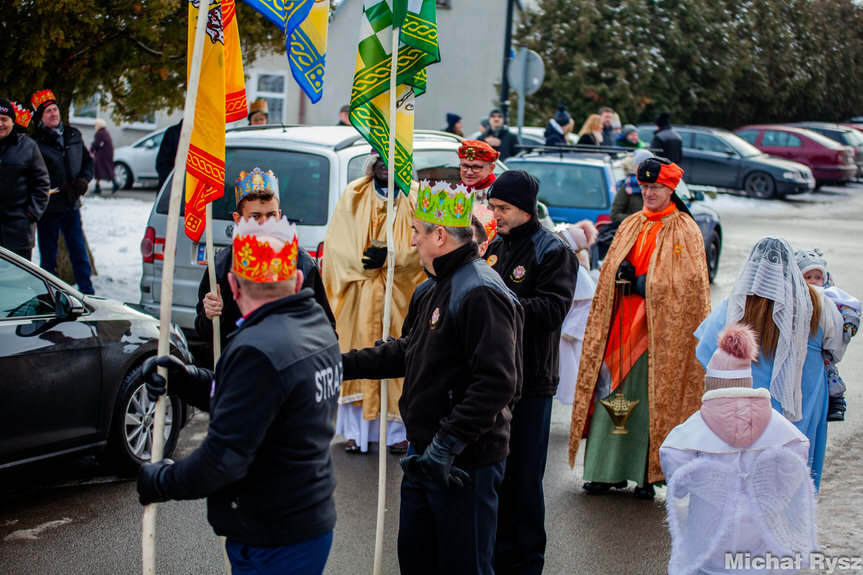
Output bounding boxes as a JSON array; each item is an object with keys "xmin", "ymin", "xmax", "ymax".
[
  {"xmin": 157, "ymin": 290, "xmax": 341, "ymax": 546},
  {"xmin": 480, "ymin": 126, "xmax": 520, "ymax": 161},
  {"xmin": 484, "ymin": 217, "xmax": 578, "ymax": 397},
  {"xmin": 650, "ymin": 126, "xmax": 683, "ymax": 163},
  {"xmin": 32, "ymin": 124, "xmax": 93, "ymax": 212},
  {"xmin": 194, "ymin": 244, "xmax": 335, "ymax": 347},
  {"xmin": 0, "ymin": 133, "xmax": 50, "ymax": 250},
  {"xmin": 342, "ymin": 242, "xmax": 523, "ymax": 468}
]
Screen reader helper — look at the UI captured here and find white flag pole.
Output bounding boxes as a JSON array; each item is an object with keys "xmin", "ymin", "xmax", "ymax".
[
  {"xmin": 373, "ymin": 22, "xmax": 401, "ymax": 575},
  {"xmin": 142, "ymin": 0, "xmax": 209, "ymax": 573}
]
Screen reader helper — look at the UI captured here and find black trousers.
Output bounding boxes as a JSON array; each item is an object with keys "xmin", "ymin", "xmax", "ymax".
[
  {"xmin": 398, "ymin": 450, "xmax": 505, "ymax": 575},
  {"xmin": 494, "ymin": 395, "xmax": 554, "ymax": 575}
]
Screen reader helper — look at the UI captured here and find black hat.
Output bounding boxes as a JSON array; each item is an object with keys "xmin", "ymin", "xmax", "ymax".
[
  {"xmin": 489, "ymin": 107, "xmax": 503, "ymax": 117},
  {"xmin": 554, "ymin": 105, "xmax": 571, "ymax": 127},
  {"xmin": 488, "ymin": 169, "xmax": 539, "ymax": 215},
  {"xmin": 0, "ymin": 98, "xmax": 15, "ymax": 123},
  {"xmin": 446, "ymin": 112, "xmax": 461, "ymax": 126},
  {"xmin": 655, "ymin": 111, "xmax": 671, "ymax": 128}
]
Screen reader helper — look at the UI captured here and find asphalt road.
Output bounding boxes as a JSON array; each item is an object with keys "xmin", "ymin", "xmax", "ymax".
[{"xmin": 2, "ymin": 183, "xmax": 862, "ymax": 574}]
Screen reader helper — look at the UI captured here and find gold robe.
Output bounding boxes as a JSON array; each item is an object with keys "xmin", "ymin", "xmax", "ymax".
[
  {"xmin": 568, "ymin": 208, "xmax": 711, "ymax": 482},
  {"xmin": 322, "ymin": 176, "xmax": 425, "ymax": 421}
]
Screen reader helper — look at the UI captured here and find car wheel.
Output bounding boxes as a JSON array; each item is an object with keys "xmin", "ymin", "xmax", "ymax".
[
  {"xmin": 743, "ymin": 171, "xmax": 775, "ymax": 199},
  {"xmin": 706, "ymin": 229, "xmax": 721, "ymax": 283},
  {"xmin": 106, "ymin": 364, "xmax": 181, "ymax": 475},
  {"xmin": 113, "ymin": 162, "xmax": 133, "ymax": 190}
]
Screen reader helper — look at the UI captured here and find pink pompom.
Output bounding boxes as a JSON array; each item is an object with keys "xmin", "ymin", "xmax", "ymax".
[
  {"xmin": 716, "ymin": 324, "xmax": 758, "ymax": 361},
  {"xmin": 573, "ymin": 220, "xmax": 598, "ymax": 247}
]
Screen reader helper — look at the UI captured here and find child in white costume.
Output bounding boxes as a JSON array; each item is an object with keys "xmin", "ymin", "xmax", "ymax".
[
  {"xmin": 660, "ymin": 324, "xmax": 817, "ymax": 575},
  {"xmin": 554, "ymin": 220, "xmax": 598, "ymax": 404}
]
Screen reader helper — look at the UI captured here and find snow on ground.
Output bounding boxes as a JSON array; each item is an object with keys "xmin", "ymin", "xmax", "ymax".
[{"xmin": 34, "ymin": 195, "xmax": 153, "ymax": 304}]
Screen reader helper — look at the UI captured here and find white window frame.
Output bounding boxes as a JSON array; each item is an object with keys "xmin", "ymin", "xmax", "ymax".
[
  {"xmin": 70, "ymin": 92, "xmax": 101, "ymax": 126},
  {"xmin": 248, "ymin": 70, "xmax": 288, "ymax": 124}
]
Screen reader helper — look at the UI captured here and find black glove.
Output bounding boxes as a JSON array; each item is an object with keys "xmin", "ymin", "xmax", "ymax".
[
  {"xmin": 142, "ymin": 355, "xmax": 213, "ymax": 404},
  {"xmin": 362, "ymin": 246, "xmax": 387, "ymax": 270},
  {"xmin": 137, "ymin": 459, "xmax": 174, "ymax": 505},
  {"xmin": 616, "ymin": 260, "xmax": 637, "ymax": 283},
  {"xmin": 400, "ymin": 433, "xmax": 470, "ymax": 488},
  {"xmin": 374, "ymin": 335, "xmax": 396, "ymax": 346},
  {"xmin": 74, "ymin": 177, "xmax": 89, "ymax": 197}
]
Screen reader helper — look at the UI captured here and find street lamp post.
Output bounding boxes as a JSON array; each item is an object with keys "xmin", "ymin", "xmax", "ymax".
[{"xmin": 499, "ymin": 0, "xmax": 515, "ymax": 121}]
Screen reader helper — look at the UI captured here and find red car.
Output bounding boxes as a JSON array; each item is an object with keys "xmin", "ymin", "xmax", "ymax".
[{"xmin": 735, "ymin": 125, "xmax": 857, "ymax": 186}]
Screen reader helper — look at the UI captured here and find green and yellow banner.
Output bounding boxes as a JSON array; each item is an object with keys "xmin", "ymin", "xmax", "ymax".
[{"xmin": 349, "ymin": 0, "xmax": 439, "ymax": 195}]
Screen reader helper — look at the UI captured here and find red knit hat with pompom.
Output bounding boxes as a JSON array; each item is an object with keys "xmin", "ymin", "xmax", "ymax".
[{"xmin": 705, "ymin": 323, "xmax": 759, "ymax": 390}]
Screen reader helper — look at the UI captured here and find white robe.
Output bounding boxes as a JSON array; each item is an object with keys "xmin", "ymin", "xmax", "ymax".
[{"xmin": 554, "ymin": 266, "xmax": 596, "ymax": 404}]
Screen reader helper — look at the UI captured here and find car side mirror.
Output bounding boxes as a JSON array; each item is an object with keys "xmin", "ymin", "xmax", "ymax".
[
  {"xmin": 144, "ymin": 140, "xmax": 157, "ymax": 149},
  {"xmin": 56, "ymin": 291, "xmax": 84, "ymax": 319}
]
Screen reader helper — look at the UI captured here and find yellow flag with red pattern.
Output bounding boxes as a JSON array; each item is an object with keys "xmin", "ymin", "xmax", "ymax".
[{"xmin": 184, "ymin": 0, "xmax": 247, "ymax": 241}]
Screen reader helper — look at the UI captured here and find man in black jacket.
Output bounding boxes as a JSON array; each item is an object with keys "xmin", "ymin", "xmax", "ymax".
[
  {"xmin": 30, "ymin": 89, "xmax": 95, "ymax": 293},
  {"xmin": 155, "ymin": 120, "xmax": 181, "ymax": 188},
  {"xmin": 138, "ymin": 217, "xmax": 341, "ymax": 575},
  {"xmin": 485, "ymin": 170, "xmax": 578, "ymax": 575},
  {"xmin": 480, "ymin": 108, "xmax": 520, "ymax": 161},
  {"xmin": 650, "ymin": 111, "xmax": 683, "ymax": 163},
  {"xmin": 0, "ymin": 98, "xmax": 50, "ymax": 260},
  {"xmin": 195, "ymin": 168, "xmax": 334, "ymax": 352},
  {"xmin": 342, "ymin": 181, "xmax": 523, "ymax": 575}
]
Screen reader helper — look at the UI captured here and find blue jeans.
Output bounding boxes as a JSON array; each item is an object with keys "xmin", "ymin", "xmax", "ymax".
[
  {"xmin": 37, "ymin": 210, "xmax": 94, "ymax": 294},
  {"xmin": 494, "ymin": 395, "xmax": 553, "ymax": 575},
  {"xmin": 398, "ymin": 446, "xmax": 505, "ymax": 575},
  {"xmin": 224, "ymin": 531, "xmax": 333, "ymax": 575}
]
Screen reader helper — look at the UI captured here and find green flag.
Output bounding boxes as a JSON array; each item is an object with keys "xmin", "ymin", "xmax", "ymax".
[{"xmin": 349, "ymin": 0, "xmax": 440, "ymax": 195}]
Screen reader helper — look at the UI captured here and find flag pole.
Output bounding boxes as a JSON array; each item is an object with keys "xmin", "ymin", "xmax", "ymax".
[
  {"xmin": 373, "ymin": 23, "xmax": 401, "ymax": 575},
  {"xmin": 142, "ymin": 0, "xmax": 209, "ymax": 572}
]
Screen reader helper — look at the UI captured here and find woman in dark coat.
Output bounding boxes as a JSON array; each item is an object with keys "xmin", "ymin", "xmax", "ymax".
[{"xmin": 90, "ymin": 118, "xmax": 116, "ymax": 194}]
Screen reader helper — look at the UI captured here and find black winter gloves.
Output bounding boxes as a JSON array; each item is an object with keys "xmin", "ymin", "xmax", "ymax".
[
  {"xmin": 616, "ymin": 260, "xmax": 646, "ymax": 298},
  {"xmin": 362, "ymin": 245, "xmax": 387, "ymax": 270},
  {"xmin": 137, "ymin": 459, "xmax": 174, "ymax": 505},
  {"xmin": 74, "ymin": 177, "xmax": 89, "ymax": 197},
  {"xmin": 400, "ymin": 432, "xmax": 470, "ymax": 488},
  {"xmin": 142, "ymin": 355, "xmax": 214, "ymax": 410}
]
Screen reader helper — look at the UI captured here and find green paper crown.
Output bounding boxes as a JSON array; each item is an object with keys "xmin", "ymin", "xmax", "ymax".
[{"xmin": 414, "ymin": 180, "xmax": 475, "ymax": 227}]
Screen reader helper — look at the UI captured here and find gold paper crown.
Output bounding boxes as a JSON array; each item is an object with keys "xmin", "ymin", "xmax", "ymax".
[
  {"xmin": 415, "ymin": 180, "xmax": 476, "ymax": 228},
  {"xmin": 235, "ymin": 167, "xmax": 279, "ymax": 205},
  {"xmin": 11, "ymin": 101, "xmax": 32, "ymax": 128},
  {"xmin": 31, "ymin": 89, "xmax": 56, "ymax": 111},
  {"xmin": 232, "ymin": 217, "xmax": 299, "ymax": 283}
]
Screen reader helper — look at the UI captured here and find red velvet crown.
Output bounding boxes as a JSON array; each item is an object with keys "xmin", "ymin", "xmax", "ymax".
[
  {"xmin": 31, "ymin": 89, "xmax": 57, "ymax": 111},
  {"xmin": 458, "ymin": 140, "xmax": 499, "ymax": 163},
  {"xmin": 232, "ymin": 218, "xmax": 299, "ymax": 283}
]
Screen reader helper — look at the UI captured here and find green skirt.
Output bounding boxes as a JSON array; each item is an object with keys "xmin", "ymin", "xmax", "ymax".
[{"xmin": 582, "ymin": 352, "xmax": 650, "ymax": 486}]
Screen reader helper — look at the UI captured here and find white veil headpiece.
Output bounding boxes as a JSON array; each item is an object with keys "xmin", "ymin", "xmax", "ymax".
[{"xmin": 725, "ymin": 236, "xmax": 812, "ymax": 421}]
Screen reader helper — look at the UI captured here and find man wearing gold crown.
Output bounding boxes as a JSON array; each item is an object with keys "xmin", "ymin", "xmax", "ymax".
[
  {"xmin": 30, "ymin": 89, "xmax": 95, "ymax": 293},
  {"xmin": 0, "ymin": 97, "xmax": 49, "ymax": 260},
  {"xmin": 248, "ymin": 98, "xmax": 268, "ymax": 125},
  {"xmin": 195, "ymin": 167, "xmax": 334, "ymax": 351},
  {"xmin": 569, "ymin": 157, "xmax": 710, "ymax": 500},
  {"xmin": 342, "ymin": 180, "xmax": 523, "ymax": 575},
  {"xmin": 322, "ymin": 151, "xmax": 425, "ymax": 454},
  {"xmin": 458, "ymin": 140, "xmax": 499, "ymax": 204},
  {"xmin": 138, "ymin": 217, "xmax": 342, "ymax": 574},
  {"xmin": 484, "ymin": 170, "xmax": 579, "ymax": 575}
]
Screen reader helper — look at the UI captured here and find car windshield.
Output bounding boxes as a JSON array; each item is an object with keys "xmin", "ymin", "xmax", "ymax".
[
  {"xmin": 158, "ymin": 148, "xmax": 330, "ymax": 224},
  {"xmin": 347, "ymin": 149, "xmax": 506, "ymax": 187},
  {"xmin": 508, "ymin": 160, "xmax": 609, "ymax": 209},
  {"xmin": 719, "ymin": 132, "xmax": 763, "ymax": 157}
]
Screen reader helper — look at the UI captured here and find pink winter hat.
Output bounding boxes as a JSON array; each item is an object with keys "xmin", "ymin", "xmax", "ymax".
[{"xmin": 705, "ymin": 324, "xmax": 759, "ymax": 390}]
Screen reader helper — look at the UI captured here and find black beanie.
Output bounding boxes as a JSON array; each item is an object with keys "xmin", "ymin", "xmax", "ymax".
[
  {"xmin": 554, "ymin": 105, "xmax": 571, "ymax": 127},
  {"xmin": 0, "ymin": 99, "xmax": 15, "ymax": 123},
  {"xmin": 488, "ymin": 169, "xmax": 539, "ymax": 215}
]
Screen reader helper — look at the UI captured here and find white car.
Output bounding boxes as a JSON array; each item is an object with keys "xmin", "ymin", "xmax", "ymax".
[
  {"xmin": 139, "ymin": 126, "xmax": 506, "ymax": 336},
  {"xmin": 113, "ymin": 127, "xmax": 168, "ymax": 189}
]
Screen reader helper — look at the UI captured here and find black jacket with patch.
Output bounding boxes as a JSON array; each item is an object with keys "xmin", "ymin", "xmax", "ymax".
[
  {"xmin": 195, "ymin": 244, "xmax": 335, "ymax": 348},
  {"xmin": 342, "ymin": 242, "xmax": 523, "ymax": 468},
  {"xmin": 484, "ymin": 217, "xmax": 578, "ymax": 397},
  {"xmin": 159, "ymin": 290, "xmax": 342, "ymax": 547}
]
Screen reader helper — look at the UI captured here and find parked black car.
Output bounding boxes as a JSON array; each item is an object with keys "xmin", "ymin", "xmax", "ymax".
[
  {"xmin": 0, "ymin": 248, "xmax": 193, "ymax": 473},
  {"xmin": 637, "ymin": 125, "xmax": 815, "ymax": 198},
  {"xmin": 787, "ymin": 122, "xmax": 863, "ymax": 177}
]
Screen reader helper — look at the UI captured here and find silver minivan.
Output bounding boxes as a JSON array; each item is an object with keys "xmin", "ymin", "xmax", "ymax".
[{"xmin": 139, "ymin": 125, "xmax": 504, "ymax": 337}]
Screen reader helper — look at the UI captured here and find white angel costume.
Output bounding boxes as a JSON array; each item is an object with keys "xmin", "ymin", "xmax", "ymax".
[{"xmin": 660, "ymin": 388, "xmax": 817, "ymax": 575}]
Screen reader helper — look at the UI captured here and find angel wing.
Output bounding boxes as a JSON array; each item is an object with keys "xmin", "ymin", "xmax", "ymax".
[
  {"xmin": 748, "ymin": 447, "xmax": 818, "ymax": 556},
  {"xmin": 666, "ymin": 456, "xmax": 739, "ymax": 575}
]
